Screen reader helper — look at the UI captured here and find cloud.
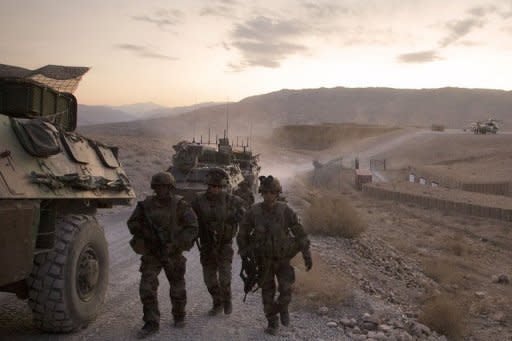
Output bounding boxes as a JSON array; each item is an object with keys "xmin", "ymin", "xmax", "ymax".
[
  {"xmin": 301, "ymin": 1, "xmax": 349, "ymax": 18},
  {"xmin": 467, "ymin": 5, "xmax": 496, "ymax": 17},
  {"xmin": 232, "ymin": 41, "xmax": 306, "ymax": 67},
  {"xmin": 228, "ymin": 16, "xmax": 308, "ymax": 69},
  {"xmin": 132, "ymin": 9, "xmax": 183, "ymax": 30},
  {"xmin": 397, "ymin": 50, "xmax": 442, "ymax": 63},
  {"xmin": 438, "ymin": 17, "xmax": 484, "ymax": 47},
  {"xmin": 199, "ymin": 6, "xmax": 236, "ymax": 18},
  {"xmin": 199, "ymin": 0, "xmax": 239, "ymax": 18},
  {"xmin": 233, "ymin": 16, "xmax": 306, "ymax": 41},
  {"xmin": 116, "ymin": 44, "xmax": 177, "ymax": 61}
]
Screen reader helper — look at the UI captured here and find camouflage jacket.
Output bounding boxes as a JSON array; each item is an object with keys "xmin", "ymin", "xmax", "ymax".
[
  {"xmin": 233, "ymin": 187, "xmax": 255, "ymax": 208},
  {"xmin": 127, "ymin": 194, "xmax": 198, "ymax": 255},
  {"xmin": 191, "ymin": 191, "xmax": 245, "ymax": 248},
  {"xmin": 238, "ymin": 201, "xmax": 310, "ymax": 259}
]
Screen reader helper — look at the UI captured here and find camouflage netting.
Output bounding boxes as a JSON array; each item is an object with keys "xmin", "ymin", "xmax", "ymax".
[
  {"xmin": 30, "ymin": 171, "xmax": 131, "ymax": 192},
  {"xmin": 0, "ymin": 64, "xmax": 89, "ymax": 93}
]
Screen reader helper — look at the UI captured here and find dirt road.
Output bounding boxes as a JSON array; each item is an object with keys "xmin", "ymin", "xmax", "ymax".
[{"xmin": 0, "ymin": 205, "xmax": 351, "ymax": 340}]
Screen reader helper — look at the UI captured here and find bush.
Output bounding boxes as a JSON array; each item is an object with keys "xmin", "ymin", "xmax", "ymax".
[
  {"xmin": 303, "ymin": 192, "xmax": 366, "ymax": 238},
  {"xmin": 419, "ymin": 295, "xmax": 465, "ymax": 340},
  {"xmin": 291, "ymin": 251, "xmax": 351, "ymax": 308}
]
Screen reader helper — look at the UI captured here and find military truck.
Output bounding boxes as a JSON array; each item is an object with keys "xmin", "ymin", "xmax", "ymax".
[{"xmin": 0, "ymin": 65, "xmax": 135, "ymax": 332}]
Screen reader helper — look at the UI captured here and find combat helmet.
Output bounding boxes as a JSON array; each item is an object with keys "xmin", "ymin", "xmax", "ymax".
[
  {"xmin": 151, "ymin": 171, "xmax": 176, "ymax": 189},
  {"xmin": 258, "ymin": 175, "xmax": 282, "ymax": 193},
  {"xmin": 205, "ymin": 168, "xmax": 229, "ymax": 187}
]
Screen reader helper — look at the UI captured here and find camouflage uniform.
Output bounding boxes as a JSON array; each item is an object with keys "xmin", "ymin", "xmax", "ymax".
[
  {"xmin": 191, "ymin": 189, "xmax": 244, "ymax": 314},
  {"xmin": 233, "ymin": 182, "xmax": 255, "ymax": 208},
  {"xmin": 238, "ymin": 175, "xmax": 312, "ymax": 334},
  {"xmin": 127, "ymin": 192, "xmax": 198, "ymax": 327}
]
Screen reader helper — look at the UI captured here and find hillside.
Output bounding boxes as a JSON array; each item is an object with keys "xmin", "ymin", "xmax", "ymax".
[
  {"xmin": 79, "ymin": 86, "xmax": 512, "ymax": 138},
  {"xmin": 77, "ymin": 101, "xmax": 221, "ymax": 126}
]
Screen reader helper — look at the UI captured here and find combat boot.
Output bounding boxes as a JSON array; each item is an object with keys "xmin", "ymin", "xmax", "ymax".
[
  {"xmin": 280, "ymin": 310, "xmax": 290, "ymax": 326},
  {"xmin": 173, "ymin": 316, "xmax": 186, "ymax": 328},
  {"xmin": 222, "ymin": 288, "xmax": 232, "ymax": 315},
  {"xmin": 264, "ymin": 316, "xmax": 279, "ymax": 336},
  {"xmin": 136, "ymin": 322, "xmax": 159, "ymax": 339},
  {"xmin": 208, "ymin": 300, "xmax": 223, "ymax": 316}
]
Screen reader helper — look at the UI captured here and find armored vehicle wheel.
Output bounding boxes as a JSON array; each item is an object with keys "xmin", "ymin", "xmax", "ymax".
[{"xmin": 27, "ymin": 215, "xmax": 108, "ymax": 332}]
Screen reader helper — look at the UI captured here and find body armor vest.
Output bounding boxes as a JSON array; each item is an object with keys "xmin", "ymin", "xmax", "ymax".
[
  {"xmin": 197, "ymin": 192, "xmax": 237, "ymax": 244},
  {"xmin": 252, "ymin": 202, "xmax": 299, "ymax": 259},
  {"xmin": 143, "ymin": 194, "xmax": 181, "ymax": 242}
]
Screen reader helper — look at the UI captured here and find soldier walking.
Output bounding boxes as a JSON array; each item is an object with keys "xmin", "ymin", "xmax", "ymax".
[
  {"xmin": 191, "ymin": 169, "xmax": 245, "ymax": 316},
  {"xmin": 238, "ymin": 175, "xmax": 313, "ymax": 335},
  {"xmin": 233, "ymin": 179, "xmax": 255, "ymax": 208},
  {"xmin": 127, "ymin": 172, "xmax": 198, "ymax": 338}
]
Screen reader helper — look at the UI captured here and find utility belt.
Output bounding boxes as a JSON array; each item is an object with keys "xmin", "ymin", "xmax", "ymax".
[
  {"xmin": 254, "ymin": 237, "xmax": 300, "ymax": 259},
  {"xmin": 129, "ymin": 236, "xmax": 181, "ymax": 256},
  {"xmin": 209, "ymin": 223, "xmax": 237, "ymax": 243}
]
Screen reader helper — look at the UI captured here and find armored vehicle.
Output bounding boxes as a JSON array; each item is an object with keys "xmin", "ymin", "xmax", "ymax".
[
  {"xmin": 167, "ymin": 136, "xmax": 258, "ymax": 201},
  {"xmin": 232, "ymin": 146, "xmax": 260, "ymax": 192},
  {"xmin": 469, "ymin": 118, "xmax": 500, "ymax": 134},
  {"xmin": 0, "ymin": 65, "xmax": 135, "ymax": 332}
]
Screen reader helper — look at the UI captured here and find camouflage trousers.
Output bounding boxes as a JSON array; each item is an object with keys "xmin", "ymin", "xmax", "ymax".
[
  {"xmin": 199, "ymin": 241, "xmax": 234, "ymax": 304},
  {"xmin": 259, "ymin": 258, "xmax": 295, "ymax": 318},
  {"xmin": 139, "ymin": 253, "xmax": 187, "ymax": 324}
]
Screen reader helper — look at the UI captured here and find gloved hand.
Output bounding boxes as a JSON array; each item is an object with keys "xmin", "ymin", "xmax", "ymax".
[{"xmin": 302, "ymin": 250, "xmax": 313, "ymax": 271}]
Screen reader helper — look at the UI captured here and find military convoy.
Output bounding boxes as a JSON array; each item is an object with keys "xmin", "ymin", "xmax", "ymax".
[
  {"xmin": 0, "ymin": 66, "xmax": 135, "ymax": 332},
  {"xmin": 167, "ymin": 135, "xmax": 260, "ymax": 201}
]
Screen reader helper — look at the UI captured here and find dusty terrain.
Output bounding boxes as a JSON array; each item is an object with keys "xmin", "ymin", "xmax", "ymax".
[{"xmin": 0, "ymin": 125, "xmax": 511, "ymax": 340}]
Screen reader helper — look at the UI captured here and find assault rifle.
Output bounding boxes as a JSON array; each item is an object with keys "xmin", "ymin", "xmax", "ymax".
[
  {"xmin": 239, "ymin": 238, "xmax": 270, "ymax": 302},
  {"xmin": 138, "ymin": 201, "xmax": 170, "ymax": 265},
  {"xmin": 240, "ymin": 250, "xmax": 259, "ymax": 302}
]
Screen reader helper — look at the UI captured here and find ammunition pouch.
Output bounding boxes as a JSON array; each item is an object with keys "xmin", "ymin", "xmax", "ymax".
[
  {"xmin": 129, "ymin": 237, "xmax": 146, "ymax": 255},
  {"xmin": 276, "ymin": 238, "xmax": 300, "ymax": 259},
  {"xmin": 207, "ymin": 222, "xmax": 237, "ymax": 244}
]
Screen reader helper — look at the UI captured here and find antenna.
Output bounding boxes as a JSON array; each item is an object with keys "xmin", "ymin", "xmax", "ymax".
[
  {"xmin": 208, "ymin": 128, "xmax": 211, "ymax": 144},
  {"xmin": 225, "ymin": 99, "xmax": 229, "ymax": 139},
  {"xmin": 249, "ymin": 119, "xmax": 253, "ymax": 150}
]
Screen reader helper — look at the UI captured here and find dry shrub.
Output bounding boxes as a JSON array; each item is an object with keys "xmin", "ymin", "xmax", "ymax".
[
  {"xmin": 419, "ymin": 294, "xmax": 465, "ymax": 340},
  {"xmin": 442, "ymin": 238, "xmax": 469, "ymax": 257},
  {"xmin": 304, "ymin": 192, "xmax": 366, "ymax": 238},
  {"xmin": 422, "ymin": 258, "xmax": 459, "ymax": 284},
  {"xmin": 291, "ymin": 251, "xmax": 351, "ymax": 308}
]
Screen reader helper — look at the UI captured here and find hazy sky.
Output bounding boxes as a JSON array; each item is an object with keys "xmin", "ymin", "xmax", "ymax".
[{"xmin": 2, "ymin": 0, "xmax": 512, "ymax": 106}]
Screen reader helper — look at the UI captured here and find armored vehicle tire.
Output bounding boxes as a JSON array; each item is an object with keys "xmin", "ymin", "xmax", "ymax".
[{"xmin": 27, "ymin": 215, "xmax": 109, "ymax": 332}]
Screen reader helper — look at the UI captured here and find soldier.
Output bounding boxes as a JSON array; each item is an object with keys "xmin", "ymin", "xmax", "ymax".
[
  {"xmin": 127, "ymin": 172, "xmax": 198, "ymax": 338},
  {"xmin": 238, "ymin": 175, "xmax": 313, "ymax": 335},
  {"xmin": 191, "ymin": 169, "xmax": 245, "ymax": 316},
  {"xmin": 233, "ymin": 179, "xmax": 255, "ymax": 208}
]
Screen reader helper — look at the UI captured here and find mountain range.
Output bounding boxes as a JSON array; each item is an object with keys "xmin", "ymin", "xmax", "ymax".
[
  {"xmin": 77, "ymin": 101, "xmax": 219, "ymax": 126},
  {"xmin": 79, "ymin": 86, "xmax": 512, "ymax": 138}
]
